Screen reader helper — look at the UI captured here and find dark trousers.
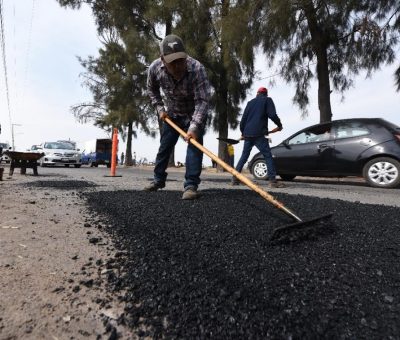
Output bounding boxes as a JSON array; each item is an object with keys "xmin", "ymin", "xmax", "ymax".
[
  {"xmin": 235, "ymin": 136, "xmax": 277, "ymax": 180},
  {"xmin": 154, "ymin": 118, "xmax": 204, "ymax": 190}
]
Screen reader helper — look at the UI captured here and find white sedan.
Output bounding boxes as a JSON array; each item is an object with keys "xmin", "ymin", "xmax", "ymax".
[{"xmin": 38, "ymin": 142, "xmax": 82, "ymax": 168}]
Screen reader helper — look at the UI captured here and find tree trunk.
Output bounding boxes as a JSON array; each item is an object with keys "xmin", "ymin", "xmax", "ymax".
[
  {"xmin": 217, "ymin": 108, "xmax": 229, "ymax": 172},
  {"xmin": 125, "ymin": 121, "xmax": 134, "ymax": 166},
  {"xmin": 316, "ymin": 48, "xmax": 332, "ymax": 123},
  {"xmin": 168, "ymin": 149, "xmax": 175, "ymax": 168},
  {"xmin": 303, "ymin": 1, "xmax": 332, "ymax": 123},
  {"xmin": 165, "ymin": 16, "xmax": 175, "ymax": 168},
  {"xmin": 216, "ymin": 0, "xmax": 230, "ymax": 172}
]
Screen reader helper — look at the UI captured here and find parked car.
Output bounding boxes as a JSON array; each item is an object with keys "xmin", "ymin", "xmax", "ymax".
[
  {"xmin": 248, "ymin": 118, "xmax": 400, "ymax": 188},
  {"xmin": 0, "ymin": 142, "xmax": 11, "ymax": 163},
  {"xmin": 28, "ymin": 145, "xmax": 41, "ymax": 152},
  {"xmin": 37, "ymin": 141, "xmax": 82, "ymax": 167}
]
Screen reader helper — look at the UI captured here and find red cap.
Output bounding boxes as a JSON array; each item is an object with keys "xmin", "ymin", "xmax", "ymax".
[{"xmin": 257, "ymin": 87, "xmax": 268, "ymax": 94}]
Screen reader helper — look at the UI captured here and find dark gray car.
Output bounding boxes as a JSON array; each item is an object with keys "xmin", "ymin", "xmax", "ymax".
[{"xmin": 248, "ymin": 118, "xmax": 400, "ymax": 188}]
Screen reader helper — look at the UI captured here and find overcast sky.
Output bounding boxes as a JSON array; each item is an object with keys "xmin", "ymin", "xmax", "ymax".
[{"xmin": 1, "ymin": 0, "xmax": 400, "ymax": 166}]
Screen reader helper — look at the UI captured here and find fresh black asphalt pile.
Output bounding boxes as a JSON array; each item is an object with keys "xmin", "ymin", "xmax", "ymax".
[{"xmin": 84, "ymin": 189, "xmax": 399, "ymax": 339}]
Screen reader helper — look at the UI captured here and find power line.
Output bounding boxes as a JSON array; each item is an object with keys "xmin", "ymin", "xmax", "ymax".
[
  {"xmin": 0, "ymin": 0, "xmax": 14, "ymax": 148},
  {"xmin": 21, "ymin": 0, "xmax": 36, "ymax": 105}
]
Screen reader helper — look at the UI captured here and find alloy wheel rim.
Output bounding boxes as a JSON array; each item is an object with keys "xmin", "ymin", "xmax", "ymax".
[
  {"xmin": 368, "ymin": 161, "xmax": 399, "ymax": 185},
  {"xmin": 254, "ymin": 162, "xmax": 268, "ymax": 179}
]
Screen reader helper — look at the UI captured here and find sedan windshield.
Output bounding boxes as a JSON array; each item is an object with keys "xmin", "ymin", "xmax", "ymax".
[{"xmin": 44, "ymin": 142, "xmax": 75, "ymax": 150}]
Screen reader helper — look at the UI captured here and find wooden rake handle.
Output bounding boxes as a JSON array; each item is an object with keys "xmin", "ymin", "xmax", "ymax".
[{"xmin": 164, "ymin": 116, "xmax": 302, "ymax": 222}]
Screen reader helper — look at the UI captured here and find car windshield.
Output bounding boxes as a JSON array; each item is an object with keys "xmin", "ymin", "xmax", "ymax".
[{"xmin": 44, "ymin": 142, "xmax": 75, "ymax": 150}]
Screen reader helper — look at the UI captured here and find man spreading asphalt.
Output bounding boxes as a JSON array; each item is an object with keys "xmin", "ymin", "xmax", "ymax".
[
  {"xmin": 232, "ymin": 87, "xmax": 285, "ymax": 188},
  {"xmin": 145, "ymin": 34, "xmax": 210, "ymax": 200}
]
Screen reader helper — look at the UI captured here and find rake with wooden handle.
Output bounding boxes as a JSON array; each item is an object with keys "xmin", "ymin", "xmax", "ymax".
[{"xmin": 164, "ymin": 116, "xmax": 333, "ymax": 240}]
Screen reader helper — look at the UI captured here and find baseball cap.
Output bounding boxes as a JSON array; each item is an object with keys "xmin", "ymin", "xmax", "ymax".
[
  {"xmin": 160, "ymin": 34, "xmax": 187, "ymax": 63},
  {"xmin": 257, "ymin": 87, "xmax": 268, "ymax": 94}
]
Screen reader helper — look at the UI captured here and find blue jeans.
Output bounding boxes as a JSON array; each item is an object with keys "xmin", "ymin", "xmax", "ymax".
[
  {"xmin": 153, "ymin": 117, "xmax": 204, "ymax": 190},
  {"xmin": 235, "ymin": 136, "xmax": 277, "ymax": 180}
]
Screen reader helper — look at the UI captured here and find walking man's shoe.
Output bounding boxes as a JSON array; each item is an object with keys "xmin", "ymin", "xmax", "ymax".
[
  {"xmin": 268, "ymin": 181, "xmax": 286, "ymax": 188},
  {"xmin": 182, "ymin": 187, "xmax": 199, "ymax": 200},
  {"xmin": 231, "ymin": 177, "xmax": 240, "ymax": 186},
  {"xmin": 143, "ymin": 182, "xmax": 165, "ymax": 191}
]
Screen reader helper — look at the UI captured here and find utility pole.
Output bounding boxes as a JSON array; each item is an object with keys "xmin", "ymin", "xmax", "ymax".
[{"xmin": 11, "ymin": 123, "xmax": 21, "ymax": 150}]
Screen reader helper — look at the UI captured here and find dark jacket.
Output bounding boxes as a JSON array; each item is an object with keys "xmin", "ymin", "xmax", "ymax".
[{"xmin": 240, "ymin": 93, "xmax": 282, "ymax": 137}]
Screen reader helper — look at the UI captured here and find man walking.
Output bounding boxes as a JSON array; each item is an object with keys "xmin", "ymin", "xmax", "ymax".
[
  {"xmin": 232, "ymin": 87, "xmax": 285, "ymax": 188},
  {"xmin": 145, "ymin": 34, "xmax": 210, "ymax": 200}
]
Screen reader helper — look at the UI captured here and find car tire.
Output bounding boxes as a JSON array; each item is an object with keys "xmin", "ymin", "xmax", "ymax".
[
  {"xmin": 363, "ymin": 157, "xmax": 400, "ymax": 188},
  {"xmin": 74, "ymin": 164, "xmax": 82, "ymax": 168},
  {"xmin": 64, "ymin": 164, "xmax": 70, "ymax": 168},
  {"xmin": 279, "ymin": 174, "xmax": 296, "ymax": 181},
  {"xmin": 89, "ymin": 160, "xmax": 94, "ymax": 167},
  {"xmin": 250, "ymin": 159, "xmax": 269, "ymax": 180}
]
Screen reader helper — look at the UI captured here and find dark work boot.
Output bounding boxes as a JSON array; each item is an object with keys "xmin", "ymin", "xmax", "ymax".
[
  {"xmin": 268, "ymin": 180, "xmax": 286, "ymax": 188},
  {"xmin": 182, "ymin": 187, "xmax": 199, "ymax": 200},
  {"xmin": 231, "ymin": 177, "xmax": 240, "ymax": 186},
  {"xmin": 143, "ymin": 181, "xmax": 165, "ymax": 191}
]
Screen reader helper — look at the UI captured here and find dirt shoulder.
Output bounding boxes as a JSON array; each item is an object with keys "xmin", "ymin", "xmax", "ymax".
[{"xmin": 0, "ymin": 172, "xmax": 132, "ymax": 339}]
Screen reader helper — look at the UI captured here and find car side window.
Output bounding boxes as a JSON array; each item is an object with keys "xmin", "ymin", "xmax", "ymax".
[
  {"xmin": 287, "ymin": 124, "xmax": 332, "ymax": 145},
  {"xmin": 335, "ymin": 122, "xmax": 370, "ymax": 139}
]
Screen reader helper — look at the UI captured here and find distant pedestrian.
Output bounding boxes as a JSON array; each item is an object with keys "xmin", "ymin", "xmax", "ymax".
[
  {"xmin": 227, "ymin": 144, "xmax": 235, "ymax": 167},
  {"xmin": 232, "ymin": 87, "xmax": 285, "ymax": 188},
  {"xmin": 120, "ymin": 152, "xmax": 125, "ymax": 165}
]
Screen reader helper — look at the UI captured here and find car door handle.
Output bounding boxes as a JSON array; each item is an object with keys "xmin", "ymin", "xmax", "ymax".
[{"xmin": 318, "ymin": 143, "xmax": 328, "ymax": 150}]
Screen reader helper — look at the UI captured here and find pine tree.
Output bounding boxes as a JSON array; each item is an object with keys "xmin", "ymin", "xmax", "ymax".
[
  {"xmin": 57, "ymin": 0, "xmax": 157, "ymax": 165},
  {"xmin": 254, "ymin": 0, "xmax": 399, "ymax": 122},
  {"xmin": 173, "ymin": 0, "xmax": 256, "ymax": 168}
]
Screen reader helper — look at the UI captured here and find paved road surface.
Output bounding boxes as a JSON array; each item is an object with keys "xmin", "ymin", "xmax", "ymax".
[{"xmin": 6, "ymin": 164, "xmax": 398, "ymax": 207}]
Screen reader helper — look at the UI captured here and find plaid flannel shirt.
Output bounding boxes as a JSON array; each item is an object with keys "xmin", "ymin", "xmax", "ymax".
[{"xmin": 147, "ymin": 56, "xmax": 210, "ymax": 133}]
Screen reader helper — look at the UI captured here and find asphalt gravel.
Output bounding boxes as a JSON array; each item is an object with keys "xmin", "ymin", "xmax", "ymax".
[{"xmin": 83, "ymin": 189, "xmax": 400, "ymax": 339}]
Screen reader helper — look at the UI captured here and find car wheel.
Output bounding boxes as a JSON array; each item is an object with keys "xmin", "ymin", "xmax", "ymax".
[
  {"xmin": 279, "ymin": 174, "xmax": 296, "ymax": 181},
  {"xmin": 251, "ymin": 159, "xmax": 269, "ymax": 180},
  {"xmin": 363, "ymin": 157, "xmax": 400, "ymax": 188},
  {"xmin": 89, "ymin": 160, "xmax": 94, "ymax": 167},
  {"xmin": 64, "ymin": 164, "xmax": 70, "ymax": 168},
  {"xmin": 74, "ymin": 164, "xmax": 81, "ymax": 168}
]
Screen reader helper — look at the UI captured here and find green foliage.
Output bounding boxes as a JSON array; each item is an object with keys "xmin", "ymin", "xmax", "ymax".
[
  {"xmin": 57, "ymin": 0, "xmax": 158, "ymax": 141},
  {"xmin": 255, "ymin": 0, "xmax": 400, "ymax": 119},
  {"xmin": 57, "ymin": 0, "xmax": 259, "ymax": 163}
]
